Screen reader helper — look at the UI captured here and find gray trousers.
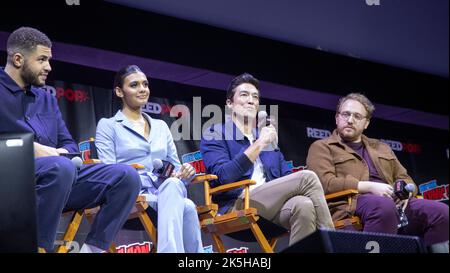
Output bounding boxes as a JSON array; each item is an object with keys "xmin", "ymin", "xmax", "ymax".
[{"xmin": 233, "ymin": 170, "xmax": 334, "ymax": 245}]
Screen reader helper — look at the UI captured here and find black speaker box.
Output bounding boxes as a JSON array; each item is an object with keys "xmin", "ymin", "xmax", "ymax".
[
  {"xmin": 282, "ymin": 228, "xmax": 426, "ymax": 253},
  {"xmin": 0, "ymin": 133, "xmax": 37, "ymax": 252}
]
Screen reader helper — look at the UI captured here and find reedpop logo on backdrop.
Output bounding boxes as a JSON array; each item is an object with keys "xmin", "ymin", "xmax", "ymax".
[
  {"xmin": 305, "ymin": 127, "xmax": 422, "ymax": 154},
  {"xmin": 43, "ymin": 85, "xmax": 90, "ymax": 103}
]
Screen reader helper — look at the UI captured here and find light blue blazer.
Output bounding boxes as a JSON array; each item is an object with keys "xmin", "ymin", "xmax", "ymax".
[{"xmin": 95, "ymin": 110, "xmax": 182, "ymax": 192}]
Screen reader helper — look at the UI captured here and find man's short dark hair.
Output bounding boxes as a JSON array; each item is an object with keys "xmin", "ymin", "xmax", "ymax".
[
  {"xmin": 226, "ymin": 73, "xmax": 260, "ymax": 101},
  {"xmin": 6, "ymin": 27, "xmax": 52, "ymax": 64}
]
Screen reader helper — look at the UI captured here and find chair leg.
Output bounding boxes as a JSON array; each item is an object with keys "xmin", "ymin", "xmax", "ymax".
[
  {"xmin": 211, "ymin": 233, "xmax": 226, "ymax": 253},
  {"xmin": 269, "ymin": 238, "xmax": 278, "ymax": 250},
  {"xmin": 108, "ymin": 242, "xmax": 118, "ymax": 253},
  {"xmin": 56, "ymin": 210, "xmax": 84, "ymax": 253},
  {"xmin": 138, "ymin": 211, "xmax": 158, "ymax": 253},
  {"xmin": 249, "ymin": 222, "xmax": 274, "ymax": 253},
  {"xmin": 85, "ymin": 212, "xmax": 94, "ymax": 224}
]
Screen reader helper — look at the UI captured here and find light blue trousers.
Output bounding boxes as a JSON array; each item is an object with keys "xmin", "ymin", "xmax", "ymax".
[{"xmin": 144, "ymin": 177, "xmax": 204, "ymax": 253}]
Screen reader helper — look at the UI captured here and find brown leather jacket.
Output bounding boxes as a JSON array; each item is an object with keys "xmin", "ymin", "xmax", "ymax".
[{"xmin": 306, "ymin": 130, "xmax": 416, "ymax": 221}]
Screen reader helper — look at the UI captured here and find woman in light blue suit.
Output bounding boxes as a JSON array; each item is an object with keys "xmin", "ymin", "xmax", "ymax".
[{"xmin": 95, "ymin": 65, "xmax": 203, "ymax": 253}]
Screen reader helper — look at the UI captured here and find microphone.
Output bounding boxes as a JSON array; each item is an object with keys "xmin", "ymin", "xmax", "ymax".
[
  {"xmin": 405, "ymin": 183, "xmax": 416, "ymax": 195},
  {"xmin": 401, "ymin": 183, "xmax": 416, "ymax": 209},
  {"xmin": 71, "ymin": 156, "xmax": 83, "ymax": 169},
  {"xmin": 394, "ymin": 180, "xmax": 411, "ymax": 200},
  {"xmin": 151, "ymin": 158, "xmax": 175, "ymax": 189},
  {"xmin": 152, "ymin": 158, "xmax": 175, "ymax": 180},
  {"xmin": 59, "ymin": 152, "xmax": 81, "ymax": 158},
  {"xmin": 152, "ymin": 158, "xmax": 163, "ymax": 171},
  {"xmin": 258, "ymin": 111, "xmax": 278, "ymax": 151},
  {"xmin": 258, "ymin": 111, "xmax": 269, "ymax": 127},
  {"xmin": 397, "ymin": 182, "xmax": 416, "ymax": 229},
  {"xmin": 59, "ymin": 152, "xmax": 83, "ymax": 169}
]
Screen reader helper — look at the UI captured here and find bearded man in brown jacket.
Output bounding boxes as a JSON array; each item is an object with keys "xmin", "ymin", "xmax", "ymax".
[{"xmin": 307, "ymin": 93, "xmax": 448, "ymax": 253}]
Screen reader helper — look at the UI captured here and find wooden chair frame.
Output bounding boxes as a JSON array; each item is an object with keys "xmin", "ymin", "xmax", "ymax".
[
  {"xmin": 56, "ymin": 163, "xmax": 157, "ymax": 253},
  {"xmin": 325, "ymin": 189, "xmax": 362, "ymax": 230},
  {"xmin": 192, "ymin": 174, "xmax": 286, "ymax": 253}
]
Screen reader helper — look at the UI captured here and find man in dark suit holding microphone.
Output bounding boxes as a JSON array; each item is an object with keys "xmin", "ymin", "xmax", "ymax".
[{"xmin": 200, "ymin": 73, "xmax": 334, "ymax": 246}]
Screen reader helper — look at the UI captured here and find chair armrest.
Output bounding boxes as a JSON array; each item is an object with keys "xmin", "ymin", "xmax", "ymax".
[
  {"xmin": 191, "ymin": 174, "xmax": 218, "ymax": 184},
  {"xmin": 197, "ymin": 204, "xmax": 218, "ymax": 214},
  {"xmin": 197, "ymin": 204, "xmax": 219, "ymax": 220},
  {"xmin": 136, "ymin": 195, "xmax": 147, "ymax": 203},
  {"xmin": 81, "ymin": 161, "xmax": 145, "ymax": 170},
  {"xmin": 82, "ymin": 159, "xmax": 102, "ymax": 164},
  {"xmin": 325, "ymin": 189, "xmax": 358, "ymax": 201},
  {"xmin": 130, "ymin": 163, "xmax": 145, "ymax": 170},
  {"xmin": 210, "ymin": 179, "xmax": 256, "ymax": 195}
]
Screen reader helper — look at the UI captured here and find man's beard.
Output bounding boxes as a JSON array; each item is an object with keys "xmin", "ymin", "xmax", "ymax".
[
  {"xmin": 21, "ymin": 62, "xmax": 44, "ymax": 87},
  {"xmin": 338, "ymin": 127, "xmax": 359, "ymax": 142}
]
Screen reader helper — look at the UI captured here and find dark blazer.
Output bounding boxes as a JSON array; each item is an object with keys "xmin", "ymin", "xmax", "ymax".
[
  {"xmin": 0, "ymin": 68, "xmax": 77, "ymax": 152},
  {"xmin": 200, "ymin": 120, "xmax": 291, "ymax": 214}
]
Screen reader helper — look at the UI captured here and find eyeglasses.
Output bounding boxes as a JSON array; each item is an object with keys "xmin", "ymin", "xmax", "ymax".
[{"xmin": 338, "ymin": 111, "xmax": 367, "ymax": 121}]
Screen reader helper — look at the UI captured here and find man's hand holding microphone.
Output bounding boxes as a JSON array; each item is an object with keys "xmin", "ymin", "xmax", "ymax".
[
  {"xmin": 34, "ymin": 142, "xmax": 83, "ymax": 169},
  {"xmin": 243, "ymin": 111, "xmax": 279, "ymax": 162},
  {"xmin": 358, "ymin": 181, "xmax": 395, "ymax": 199},
  {"xmin": 256, "ymin": 111, "xmax": 278, "ymax": 151}
]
